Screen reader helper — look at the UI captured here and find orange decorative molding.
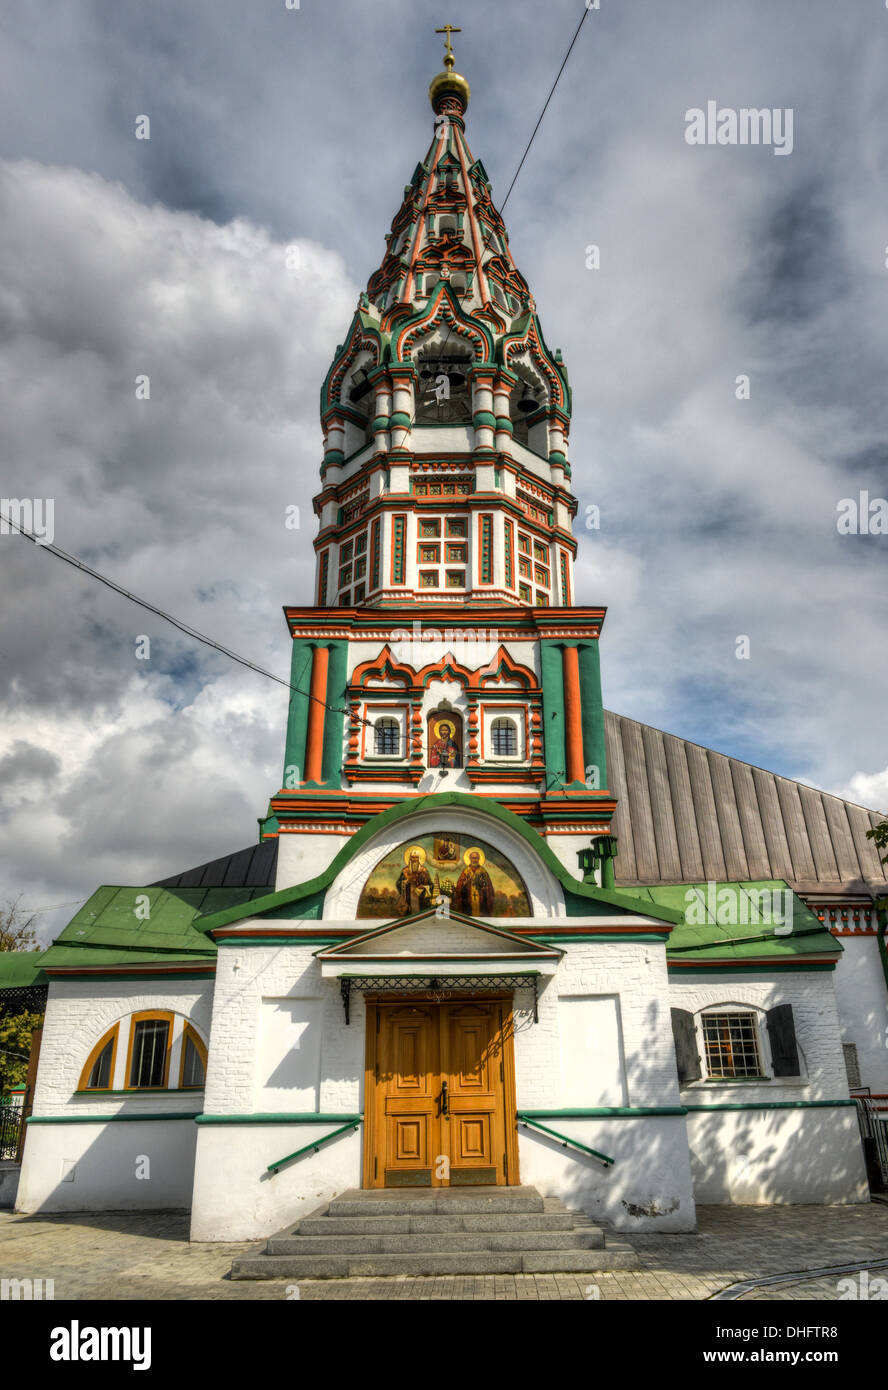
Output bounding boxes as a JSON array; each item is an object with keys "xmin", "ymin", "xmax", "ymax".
[
  {"xmin": 351, "ymin": 645, "xmax": 415, "ymax": 690},
  {"xmin": 561, "ymin": 645, "xmax": 585, "ymax": 784},
  {"xmin": 303, "ymin": 645, "xmax": 330, "ymax": 783}
]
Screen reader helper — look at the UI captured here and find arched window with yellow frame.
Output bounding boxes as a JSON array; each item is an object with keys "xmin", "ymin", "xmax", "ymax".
[
  {"xmin": 179, "ymin": 1023, "xmax": 207, "ymax": 1089},
  {"xmin": 125, "ymin": 1011, "xmax": 174, "ymax": 1090},
  {"xmin": 78, "ymin": 1025, "xmax": 119, "ymax": 1092}
]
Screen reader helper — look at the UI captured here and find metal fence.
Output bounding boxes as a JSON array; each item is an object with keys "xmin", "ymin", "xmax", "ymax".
[
  {"xmin": 851, "ymin": 1092, "xmax": 888, "ymax": 1192},
  {"xmin": 0, "ymin": 1102, "xmax": 24, "ymax": 1161}
]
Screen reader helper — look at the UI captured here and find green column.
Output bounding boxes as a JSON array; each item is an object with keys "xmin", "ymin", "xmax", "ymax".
[
  {"xmin": 577, "ymin": 641, "xmax": 607, "ymax": 791},
  {"xmin": 540, "ymin": 639, "xmax": 566, "ymax": 789},
  {"xmin": 321, "ymin": 640, "xmax": 349, "ymax": 788},
  {"xmin": 282, "ymin": 640, "xmax": 314, "ymax": 786}
]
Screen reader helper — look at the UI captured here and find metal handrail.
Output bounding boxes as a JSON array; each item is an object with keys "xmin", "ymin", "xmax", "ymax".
[
  {"xmin": 517, "ymin": 1112, "xmax": 614, "ymax": 1168},
  {"xmin": 267, "ymin": 1118, "xmax": 362, "ymax": 1175}
]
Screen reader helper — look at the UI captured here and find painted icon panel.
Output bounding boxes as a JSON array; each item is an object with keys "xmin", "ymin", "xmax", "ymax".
[
  {"xmin": 428, "ymin": 710, "xmax": 462, "ymax": 768},
  {"xmin": 356, "ymin": 833, "xmax": 532, "ymax": 919}
]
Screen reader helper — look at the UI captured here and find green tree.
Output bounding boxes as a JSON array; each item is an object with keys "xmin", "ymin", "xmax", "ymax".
[
  {"xmin": 0, "ymin": 894, "xmax": 39, "ymax": 952},
  {"xmin": 866, "ymin": 821, "xmax": 888, "ymax": 866},
  {"xmin": 0, "ymin": 896, "xmax": 43, "ymax": 1097}
]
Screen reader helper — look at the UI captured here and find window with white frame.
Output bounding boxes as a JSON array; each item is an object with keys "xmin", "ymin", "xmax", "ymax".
[
  {"xmin": 701, "ymin": 1011, "xmax": 764, "ymax": 1079},
  {"xmin": 365, "ymin": 706, "xmax": 408, "ymax": 760},
  {"xmin": 482, "ymin": 708, "xmax": 525, "ymax": 762}
]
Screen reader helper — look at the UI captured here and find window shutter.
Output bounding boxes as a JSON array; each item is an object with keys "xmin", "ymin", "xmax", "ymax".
[
  {"xmin": 671, "ymin": 1008, "xmax": 701, "ymax": 1083},
  {"xmin": 766, "ymin": 1004, "xmax": 800, "ymax": 1077}
]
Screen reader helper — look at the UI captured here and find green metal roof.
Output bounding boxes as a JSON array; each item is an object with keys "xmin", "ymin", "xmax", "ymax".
[
  {"xmin": 35, "ymin": 885, "xmax": 267, "ymax": 972},
  {"xmin": 0, "ymin": 950, "xmax": 45, "ymax": 988},
  {"xmin": 32, "ymin": 873, "xmax": 840, "ymax": 974},
  {"xmin": 632, "ymin": 881, "xmax": 841, "ymax": 962}
]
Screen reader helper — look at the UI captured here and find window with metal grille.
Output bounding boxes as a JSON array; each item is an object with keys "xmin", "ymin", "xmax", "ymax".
[
  {"xmin": 491, "ymin": 718, "xmax": 518, "ymax": 757},
  {"xmin": 375, "ymin": 719, "xmax": 400, "ymax": 756},
  {"xmin": 180, "ymin": 1028, "xmax": 207, "ymax": 1089},
  {"xmin": 128, "ymin": 1017, "xmax": 171, "ymax": 1088},
  {"xmin": 86, "ymin": 1038, "xmax": 114, "ymax": 1090},
  {"xmin": 701, "ymin": 1012, "xmax": 763, "ymax": 1078}
]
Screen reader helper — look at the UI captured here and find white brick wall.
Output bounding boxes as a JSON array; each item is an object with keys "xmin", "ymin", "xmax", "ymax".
[
  {"xmin": 22, "ymin": 931, "xmax": 871, "ymax": 1230},
  {"xmin": 203, "ymin": 946, "xmax": 364, "ymax": 1116},
  {"xmin": 670, "ymin": 971, "xmax": 869, "ymax": 1204},
  {"xmin": 669, "ymin": 971, "xmax": 851, "ymax": 1103},
  {"xmin": 17, "ymin": 978, "xmax": 212, "ymax": 1214},
  {"xmin": 832, "ymin": 938, "xmax": 888, "ymax": 1095},
  {"xmin": 32, "ymin": 978, "xmax": 214, "ymax": 1118},
  {"xmin": 516, "ymin": 941, "xmax": 681, "ymax": 1110}
]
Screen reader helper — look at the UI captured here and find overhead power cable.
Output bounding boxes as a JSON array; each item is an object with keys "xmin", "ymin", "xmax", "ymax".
[
  {"xmin": 499, "ymin": 6, "xmax": 591, "ymax": 216},
  {"xmin": 0, "ymin": 19, "xmax": 591, "ymax": 733},
  {"xmin": 0, "ymin": 509, "xmax": 376, "ymax": 730}
]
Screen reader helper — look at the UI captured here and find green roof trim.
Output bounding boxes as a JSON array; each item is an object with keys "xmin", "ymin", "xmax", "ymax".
[
  {"xmin": 193, "ymin": 793, "xmax": 684, "ymax": 933},
  {"xmin": 27, "ymin": 1112, "xmax": 201, "ymax": 1125},
  {"xmin": 684, "ymin": 1099, "xmax": 855, "ymax": 1112},
  {"xmin": 196, "ymin": 1113, "xmax": 362, "ymax": 1125}
]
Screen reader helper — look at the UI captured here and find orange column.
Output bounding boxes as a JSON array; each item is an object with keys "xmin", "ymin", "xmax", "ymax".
[
  {"xmin": 561, "ymin": 645, "xmax": 585, "ymax": 785},
  {"xmin": 304, "ymin": 645, "xmax": 329, "ymax": 784}
]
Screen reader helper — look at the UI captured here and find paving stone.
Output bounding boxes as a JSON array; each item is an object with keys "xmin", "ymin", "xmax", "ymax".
[{"xmin": 2, "ymin": 1202, "xmax": 888, "ymax": 1300}]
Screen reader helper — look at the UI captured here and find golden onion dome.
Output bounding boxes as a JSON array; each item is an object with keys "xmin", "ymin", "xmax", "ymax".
[
  {"xmin": 429, "ymin": 26, "xmax": 470, "ymax": 114},
  {"xmin": 429, "ymin": 63, "xmax": 471, "ymax": 114}
]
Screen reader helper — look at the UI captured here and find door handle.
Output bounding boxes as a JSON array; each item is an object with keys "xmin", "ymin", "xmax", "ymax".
[{"xmin": 440, "ymin": 1080, "xmax": 449, "ymax": 1116}]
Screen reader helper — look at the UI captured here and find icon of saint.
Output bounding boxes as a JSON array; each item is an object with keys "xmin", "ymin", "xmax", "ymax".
[
  {"xmin": 453, "ymin": 848, "xmax": 495, "ymax": 917},
  {"xmin": 429, "ymin": 720, "xmax": 461, "ymax": 769},
  {"xmin": 396, "ymin": 849, "xmax": 434, "ymax": 916}
]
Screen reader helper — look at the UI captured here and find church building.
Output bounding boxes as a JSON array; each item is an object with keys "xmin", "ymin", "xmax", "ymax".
[{"xmin": 8, "ymin": 37, "xmax": 885, "ymax": 1258}]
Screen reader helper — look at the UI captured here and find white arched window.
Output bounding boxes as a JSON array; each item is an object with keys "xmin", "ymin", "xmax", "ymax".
[{"xmin": 77, "ymin": 1014, "xmax": 208, "ymax": 1093}]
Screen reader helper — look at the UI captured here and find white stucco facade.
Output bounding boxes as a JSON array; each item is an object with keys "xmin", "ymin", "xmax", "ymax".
[
  {"xmin": 15, "ymin": 909, "xmax": 873, "ymax": 1237},
  {"xmin": 16, "ymin": 978, "xmax": 212, "ymax": 1214}
]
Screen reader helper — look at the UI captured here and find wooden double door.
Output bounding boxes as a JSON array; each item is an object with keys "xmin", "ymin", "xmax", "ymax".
[{"xmin": 364, "ymin": 998, "xmax": 518, "ymax": 1188}]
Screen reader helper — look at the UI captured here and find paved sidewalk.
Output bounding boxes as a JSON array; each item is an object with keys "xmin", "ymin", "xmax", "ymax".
[{"xmin": 1, "ymin": 1203, "xmax": 887, "ymax": 1300}]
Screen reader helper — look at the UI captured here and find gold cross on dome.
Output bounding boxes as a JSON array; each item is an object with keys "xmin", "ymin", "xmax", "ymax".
[{"xmin": 436, "ymin": 23, "xmax": 461, "ymax": 64}]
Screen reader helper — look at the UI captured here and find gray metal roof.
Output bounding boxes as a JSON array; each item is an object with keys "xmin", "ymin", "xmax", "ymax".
[
  {"xmin": 153, "ymin": 838, "xmax": 278, "ymax": 890},
  {"xmin": 147, "ymin": 717, "xmax": 887, "ymax": 902},
  {"xmin": 605, "ymin": 710, "xmax": 888, "ymax": 896}
]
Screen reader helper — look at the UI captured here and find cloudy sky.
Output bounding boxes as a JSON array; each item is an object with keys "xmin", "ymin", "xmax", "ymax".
[{"xmin": 1, "ymin": 0, "xmax": 886, "ymax": 943}]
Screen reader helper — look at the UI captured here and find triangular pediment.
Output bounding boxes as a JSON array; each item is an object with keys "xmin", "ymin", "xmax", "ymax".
[{"xmin": 315, "ymin": 909, "xmax": 561, "ymax": 976}]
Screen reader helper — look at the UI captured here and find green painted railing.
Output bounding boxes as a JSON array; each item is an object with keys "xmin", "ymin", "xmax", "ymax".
[
  {"xmin": 267, "ymin": 1118, "xmax": 362, "ymax": 1175},
  {"xmin": 517, "ymin": 1112, "xmax": 614, "ymax": 1168}
]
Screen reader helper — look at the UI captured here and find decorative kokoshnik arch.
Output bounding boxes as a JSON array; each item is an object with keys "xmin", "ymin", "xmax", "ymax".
[
  {"xmin": 355, "ymin": 830, "xmax": 530, "ymax": 921},
  {"xmin": 322, "ymin": 806, "xmax": 565, "ymax": 921}
]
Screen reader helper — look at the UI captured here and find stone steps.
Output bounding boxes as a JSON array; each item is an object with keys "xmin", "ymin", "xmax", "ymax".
[
  {"xmin": 327, "ymin": 1187, "xmax": 545, "ymax": 1217},
  {"xmin": 231, "ymin": 1249, "xmax": 638, "ymax": 1279},
  {"xmin": 267, "ymin": 1229, "xmax": 606, "ymax": 1256},
  {"xmin": 230, "ymin": 1186, "xmax": 639, "ymax": 1280},
  {"xmin": 294, "ymin": 1211, "xmax": 578, "ymax": 1235}
]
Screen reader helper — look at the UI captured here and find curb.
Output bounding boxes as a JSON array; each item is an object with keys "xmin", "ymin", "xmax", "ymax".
[{"xmin": 709, "ymin": 1256, "xmax": 888, "ymax": 1301}]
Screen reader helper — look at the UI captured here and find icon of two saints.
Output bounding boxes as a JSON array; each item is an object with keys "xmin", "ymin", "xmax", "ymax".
[{"xmin": 396, "ymin": 843, "xmax": 495, "ymax": 918}]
